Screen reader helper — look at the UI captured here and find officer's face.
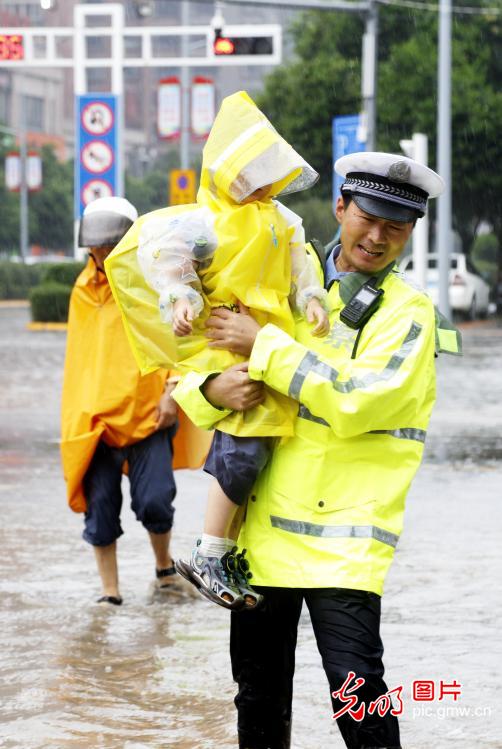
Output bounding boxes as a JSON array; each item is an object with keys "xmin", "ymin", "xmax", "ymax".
[{"xmin": 335, "ymin": 198, "xmax": 413, "ymax": 274}]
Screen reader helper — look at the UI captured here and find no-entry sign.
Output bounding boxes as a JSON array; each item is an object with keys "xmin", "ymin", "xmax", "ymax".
[{"xmin": 75, "ymin": 94, "xmax": 119, "ymax": 218}]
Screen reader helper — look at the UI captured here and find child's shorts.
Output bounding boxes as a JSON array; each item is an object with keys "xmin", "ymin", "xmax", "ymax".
[{"xmin": 203, "ymin": 430, "xmax": 272, "ymax": 506}]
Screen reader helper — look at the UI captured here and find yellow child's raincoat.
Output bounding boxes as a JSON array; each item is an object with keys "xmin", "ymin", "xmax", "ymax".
[
  {"xmin": 60, "ymin": 258, "xmax": 212, "ymax": 513},
  {"xmin": 105, "ymin": 91, "xmax": 319, "ymax": 437}
]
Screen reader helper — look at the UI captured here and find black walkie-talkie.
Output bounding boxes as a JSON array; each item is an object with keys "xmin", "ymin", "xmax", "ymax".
[{"xmin": 340, "ymin": 279, "xmax": 384, "ymax": 329}]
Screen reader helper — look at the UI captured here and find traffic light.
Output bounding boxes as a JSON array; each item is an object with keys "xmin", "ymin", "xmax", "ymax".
[{"xmin": 213, "ymin": 31, "xmax": 274, "ymax": 57}]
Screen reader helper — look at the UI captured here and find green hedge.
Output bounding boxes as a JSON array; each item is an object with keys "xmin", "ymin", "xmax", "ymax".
[
  {"xmin": 29, "ymin": 282, "xmax": 72, "ymax": 323},
  {"xmin": 42, "ymin": 262, "xmax": 84, "ymax": 287},
  {"xmin": 0, "ymin": 261, "xmax": 45, "ymax": 300},
  {"xmin": 0, "ymin": 260, "xmax": 84, "ymax": 300}
]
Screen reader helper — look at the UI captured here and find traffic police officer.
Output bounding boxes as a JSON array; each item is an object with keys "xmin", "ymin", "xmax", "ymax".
[{"xmin": 173, "ymin": 152, "xmax": 461, "ymax": 748}]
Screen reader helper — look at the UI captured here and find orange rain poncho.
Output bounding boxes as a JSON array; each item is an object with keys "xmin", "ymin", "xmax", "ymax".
[
  {"xmin": 105, "ymin": 91, "xmax": 319, "ymax": 438},
  {"xmin": 60, "ymin": 258, "xmax": 212, "ymax": 513}
]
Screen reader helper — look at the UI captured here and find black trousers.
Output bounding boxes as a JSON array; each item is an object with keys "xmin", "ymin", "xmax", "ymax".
[{"xmin": 230, "ymin": 587, "xmax": 401, "ymax": 749}]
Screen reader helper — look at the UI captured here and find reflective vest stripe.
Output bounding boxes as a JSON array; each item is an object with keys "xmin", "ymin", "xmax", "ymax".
[
  {"xmin": 298, "ymin": 404, "xmax": 329, "ymax": 427},
  {"xmin": 297, "ymin": 407, "xmax": 427, "ymax": 443},
  {"xmin": 270, "ymin": 515, "xmax": 399, "ymax": 548},
  {"xmin": 289, "ymin": 351, "xmax": 318, "ymax": 399},
  {"xmin": 289, "ymin": 320, "xmax": 423, "ymax": 399},
  {"xmin": 370, "ymin": 428, "xmax": 427, "ymax": 442},
  {"xmin": 368, "ymin": 428, "xmax": 427, "ymax": 442}
]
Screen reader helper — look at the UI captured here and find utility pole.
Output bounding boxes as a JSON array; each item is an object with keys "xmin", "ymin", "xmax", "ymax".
[
  {"xmin": 437, "ymin": 0, "xmax": 452, "ymax": 317},
  {"xmin": 0, "ymin": 120, "xmax": 29, "ymax": 262},
  {"xmin": 400, "ymin": 133, "xmax": 429, "ymax": 289},
  {"xmin": 180, "ymin": 0, "xmax": 190, "ymax": 170},
  {"xmin": 19, "ymin": 110, "xmax": 29, "ymax": 262},
  {"xmin": 361, "ymin": 0, "xmax": 378, "ymax": 150}
]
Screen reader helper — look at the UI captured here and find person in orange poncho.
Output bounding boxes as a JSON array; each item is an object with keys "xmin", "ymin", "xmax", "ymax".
[{"xmin": 61, "ymin": 197, "xmax": 211, "ymax": 606}]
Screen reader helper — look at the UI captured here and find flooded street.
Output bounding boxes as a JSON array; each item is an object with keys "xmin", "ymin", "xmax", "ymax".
[{"xmin": 0, "ymin": 305, "xmax": 501, "ymax": 749}]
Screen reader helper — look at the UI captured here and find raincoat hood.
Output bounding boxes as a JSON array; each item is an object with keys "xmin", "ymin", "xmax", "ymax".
[{"xmin": 198, "ymin": 91, "xmax": 318, "ymax": 207}]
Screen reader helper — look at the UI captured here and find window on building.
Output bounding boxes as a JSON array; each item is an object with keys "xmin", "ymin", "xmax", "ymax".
[
  {"xmin": 0, "ymin": 88, "xmax": 10, "ymax": 124},
  {"xmin": 23, "ymin": 95, "xmax": 44, "ymax": 131},
  {"xmin": 2, "ymin": 3, "xmax": 44, "ymax": 25}
]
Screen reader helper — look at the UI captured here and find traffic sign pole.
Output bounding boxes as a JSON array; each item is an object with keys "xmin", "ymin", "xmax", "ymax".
[{"xmin": 73, "ymin": 4, "xmax": 124, "ymax": 255}]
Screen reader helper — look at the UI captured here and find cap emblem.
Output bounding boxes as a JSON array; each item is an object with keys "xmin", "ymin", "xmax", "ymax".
[{"xmin": 387, "ymin": 161, "xmax": 411, "ymax": 183}]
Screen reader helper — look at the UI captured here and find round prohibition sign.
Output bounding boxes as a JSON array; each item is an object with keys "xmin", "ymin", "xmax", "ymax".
[
  {"xmin": 82, "ymin": 101, "xmax": 114, "ymax": 135},
  {"xmin": 81, "ymin": 141, "xmax": 114, "ymax": 174},
  {"xmin": 82, "ymin": 179, "xmax": 113, "ymax": 206}
]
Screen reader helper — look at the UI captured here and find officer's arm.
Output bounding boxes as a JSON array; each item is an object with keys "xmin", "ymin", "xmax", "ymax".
[
  {"xmin": 248, "ymin": 295, "xmax": 436, "ymax": 439},
  {"xmin": 172, "ymin": 363, "xmax": 265, "ymax": 430}
]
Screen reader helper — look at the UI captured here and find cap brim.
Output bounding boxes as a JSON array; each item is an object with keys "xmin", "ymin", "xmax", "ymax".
[
  {"xmin": 352, "ymin": 194, "xmax": 420, "ymax": 223},
  {"xmin": 78, "ymin": 212, "xmax": 134, "ymax": 248}
]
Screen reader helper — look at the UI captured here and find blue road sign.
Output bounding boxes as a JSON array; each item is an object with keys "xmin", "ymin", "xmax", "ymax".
[
  {"xmin": 75, "ymin": 94, "xmax": 119, "ymax": 219},
  {"xmin": 332, "ymin": 115, "xmax": 366, "ymax": 212}
]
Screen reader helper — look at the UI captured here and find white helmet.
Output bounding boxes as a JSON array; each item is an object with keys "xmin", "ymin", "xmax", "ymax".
[{"xmin": 78, "ymin": 197, "xmax": 138, "ymax": 249}]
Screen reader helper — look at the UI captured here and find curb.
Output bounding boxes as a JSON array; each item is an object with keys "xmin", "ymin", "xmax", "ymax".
[
  {"xmin": 0, "ymin": 300, "xmax": 30, "ymax": 308},
  {"xmin": 27, "ymin": 322, "xmax": 68, "ymax": 331}
]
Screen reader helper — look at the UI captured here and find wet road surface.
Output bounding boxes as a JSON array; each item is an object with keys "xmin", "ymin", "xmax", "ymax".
[{"xmin": 0, "ymin": 306, "xmax": 501, "ymax": 748}]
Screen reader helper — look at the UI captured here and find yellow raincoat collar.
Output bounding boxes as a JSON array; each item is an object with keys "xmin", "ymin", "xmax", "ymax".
[{"xmin": 198, "ymin": 90, "xmax": 318, "ymax": 208}]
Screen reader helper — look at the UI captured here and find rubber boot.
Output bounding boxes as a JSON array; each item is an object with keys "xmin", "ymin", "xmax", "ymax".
[{"xmin": 238, "ymin": 718, "xmax": 292, "ymax": 749}]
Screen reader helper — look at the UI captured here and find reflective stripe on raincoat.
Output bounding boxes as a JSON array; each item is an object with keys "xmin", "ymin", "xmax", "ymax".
[
  {"xmin": 60, "ymin": 258, "xmax": 211, "ymax": 513},
  {"xmin": 105, "ymin": 90, "xmax": 319, "ymax": 437}
]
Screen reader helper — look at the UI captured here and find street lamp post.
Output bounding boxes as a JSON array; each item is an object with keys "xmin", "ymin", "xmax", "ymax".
[
  {"xmin": 437, "ymin": 0, "xmax": 452, "ymax": 317},
  {"xmin": 180, "ymin": 0, "xmax": 190, "ymax": 171},
  {"xmin": 0, "ymin": 120, "xmax": 29, "ymax": 262},
  {"xmin": 19, "ymin": 97, "xmax": 29, "ymax": 262},
  {"xmin": 362, "ymin": 0, "xmax": 378, "ymax": 150}
]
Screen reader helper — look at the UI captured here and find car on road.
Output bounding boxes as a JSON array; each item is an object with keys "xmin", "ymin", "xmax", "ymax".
[{"xmin": 398, "ymin": 252, "xmax": 491, "ymax": 319}]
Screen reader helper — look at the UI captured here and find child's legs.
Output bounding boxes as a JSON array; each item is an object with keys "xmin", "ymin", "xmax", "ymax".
[
  {"xmin": 204, "ymin": 478, "xmax": 240, "ymax": 538},
  {"xmin": 203, "ymin": 431, "xmax": 271, "ymax": 541}
]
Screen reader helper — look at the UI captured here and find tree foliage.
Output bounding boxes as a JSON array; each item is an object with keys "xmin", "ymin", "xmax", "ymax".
[
  {"xmin": 125, "ymin": 150, "xmax": 185, "ymax": 215},
  {"xmin": 0, "ymin": 143, "xmax": 73, "ymax": 254},
  {"xmin": 257, "ymin": 3, "xmax": 502, "ymax": 254}
]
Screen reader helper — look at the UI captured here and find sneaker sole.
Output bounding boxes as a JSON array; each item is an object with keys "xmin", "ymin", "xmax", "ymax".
[{"xmin": 175, "ymin": 559, "xmax": 245, "ymax": 611}]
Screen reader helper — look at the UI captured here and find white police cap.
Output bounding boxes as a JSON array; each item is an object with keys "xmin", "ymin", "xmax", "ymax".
[{"xmin": 335, "ymin": 152, "xmax": 445, "ymax": 222}]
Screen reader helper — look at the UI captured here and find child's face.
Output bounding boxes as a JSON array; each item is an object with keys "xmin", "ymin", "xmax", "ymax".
[{"xmin": 240, "ymin": 184, "xmax": 272, "ymax": 204}]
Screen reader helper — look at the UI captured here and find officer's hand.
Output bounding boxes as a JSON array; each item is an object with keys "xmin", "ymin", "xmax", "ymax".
[
  {"xmin": 206, "ymin": 301, "xmax": 261, "ymax": 357},
  {"xmin": 155, "ymin": 383, "xmax": 178, "ymax": 429},
  {"xmin": 202, "ymin": 363, "xmax": 264, "ymax": 412}
]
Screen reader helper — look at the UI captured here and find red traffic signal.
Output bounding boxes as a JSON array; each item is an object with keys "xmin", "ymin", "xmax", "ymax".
[
  {"xmin": 213, "ymin": 33, "xmax": 273, "ymax": 56},
  {"xmin": 214, "ymin": 36, "xmax": 235, "ymax": 55}
]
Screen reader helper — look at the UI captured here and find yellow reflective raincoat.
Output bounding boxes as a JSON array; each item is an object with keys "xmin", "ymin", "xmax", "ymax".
[
  {"xmin": 105, "ymin": 91, "xmax": 319, "ymax": 438},
  {"xmin": 173, "ymin": 251, "xmax": 450, "ymax": 595},
  {"xmin": 60, "ymin": 258, "xmax": 212, "ymax": 514}
]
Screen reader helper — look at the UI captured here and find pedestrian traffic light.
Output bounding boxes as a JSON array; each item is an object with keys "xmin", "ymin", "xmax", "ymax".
[{"xmin": 213, "ymin": 32, "xmax": 274, "ymax": 56}]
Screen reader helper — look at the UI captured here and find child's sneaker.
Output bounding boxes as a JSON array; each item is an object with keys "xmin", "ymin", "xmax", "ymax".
[
  {"xmin": 175, "ymin": 541, "xmax": 245, "ymax": 610},
  {"xmin": 230, "ymin": 547, "xmax": 264, "ymax": 609}
]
